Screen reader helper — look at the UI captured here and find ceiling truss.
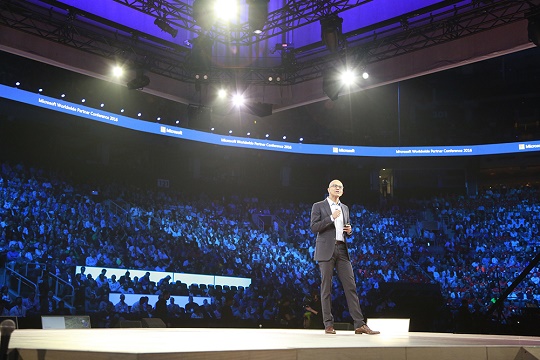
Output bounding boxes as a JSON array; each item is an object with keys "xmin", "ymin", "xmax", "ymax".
[{"xmin": 0, "ymin": 0, "xmax": 539, "ymax": 88}]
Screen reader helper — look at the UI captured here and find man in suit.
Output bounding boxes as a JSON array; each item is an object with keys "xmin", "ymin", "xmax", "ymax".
[{"xmin": 310, "ymin": 179, "xmax": 379, "ymax": 335}]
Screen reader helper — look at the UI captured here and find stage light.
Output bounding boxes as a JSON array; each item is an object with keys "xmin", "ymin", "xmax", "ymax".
[
  {"xmin": 267, "ymin": 74, "xmax": 281, "ymax": 83},
  {"xmin": 61, "ymin": 94, "xmax": 65, "ymax": 98},
  {"xmin": 157, "ymin": 117, "xmax": 161, "ymax": 121},
  {"xmin": 15, "ymin": 81, "xmax": 20, "ymax": 86},
  {"xmin": 229, "ymin": 130, "xmax": 233, "ymax": 134},
  {"xmin": 127, "ymin": 69, "xmax": 150, "ymax": 90},
  {"xmin": 299, "ymin": 137, "xmax": 304, "ymax": 142},
  {"xmin": 193, "ymin": 0, "xmax": 215, "ymax": 30},
  {"xmin": 81, "ymin": 99, "xmax": 86, "ymax": 103},
  {"xmin": 248, "ymin": 0, "xmax": 269, "ymax": 34},
  {"xmin": 38, "ymin": 88, "xmax": 43, "ymax": 93},
  {"xmin": 339, "ymin": 69, "xmax": 356, "ymax": 86},
  {"xmin": 121, "ymin": 109, "xmax": 125, "ymax": 113},
  {"xmin": 275, "ymin": 43, "xmax": 292, "ymax": 51},
  {"xmin": 281, "ymin": 51, "xmax": 297, "ymax": 73},
  {"xmin": 232, "ymin": 93, "xmax": 245, "ymax": 106},
  {"xmin": 215, "ymin": 0, "xmax": 238, "ymax": 22},
  {"xmin": 100, "ymin": 103, "xmax": 105, "ymax": 107},
  {"xmin": 154, "ymin": 17, "xmax": 178, "ymax": 38},
  {"xmin": 362, "ymin": 71, "xmax": 369, "ymax": 80},
  {"xmin": 189, "ymin": 36, "xmax": 213, "ymax": 75},
  {"xmin": 112, "ymin": 66, "xmax": 124, "ymax": 78},
  {"xmin": 217, "ymin": 88, "xmax": 227, "ymax": 98},
  {"xmin": 137, "ymin": 112, "xmax": 142, "ymax": 117},
  {"xmin": 320, "ymin": 14, "xmax": 343, "ymax": 53},
  {"xmin": 265, "ymin": 134, "xmax": 269, "ymax": 138},
  {"xmin": 322, "ymin": 67, "xmax": 342, "ymax": 101},
  {"xmin": 282, "ymin": 136, "xmax": 286, "ymax": 140}
]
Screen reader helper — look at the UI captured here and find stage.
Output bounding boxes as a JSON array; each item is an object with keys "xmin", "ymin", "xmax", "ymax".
[{"xmin": 8, "ymin": 328, "xmax": 540, "ymax": 360}]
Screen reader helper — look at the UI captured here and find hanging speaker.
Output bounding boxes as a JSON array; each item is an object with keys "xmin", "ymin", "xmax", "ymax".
[{"xmin": 528, "ymin": 15, "xmax": 540, "ymax": 46}]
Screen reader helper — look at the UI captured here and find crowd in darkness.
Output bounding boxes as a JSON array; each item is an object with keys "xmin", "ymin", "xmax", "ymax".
[{"xmin": 1, "ymin": 161, "xmax": 539, "ymax": 332}]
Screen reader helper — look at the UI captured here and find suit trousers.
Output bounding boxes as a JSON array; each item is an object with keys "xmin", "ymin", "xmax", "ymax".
[{"xmin": 318, "ymin": 242, "xmax": 365, "ymax": 329}]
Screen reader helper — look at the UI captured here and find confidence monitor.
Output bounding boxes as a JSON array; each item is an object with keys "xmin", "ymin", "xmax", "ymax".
[{"xmin": 41, "ymin": 316, "xmax": 91, "ymax": 329}]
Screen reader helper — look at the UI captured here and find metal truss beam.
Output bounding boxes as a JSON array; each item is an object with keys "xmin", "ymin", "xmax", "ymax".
[
  {"xmin": 112, "ymin": 0, "xmax": 375, "ymax": 45},
  {"xmin": 0, "ymin": 0, "xmax": 194, "ymax": 80},
  {"xmin": 2, "ymin": 0, "xmax": 539, "ymax": 87}
]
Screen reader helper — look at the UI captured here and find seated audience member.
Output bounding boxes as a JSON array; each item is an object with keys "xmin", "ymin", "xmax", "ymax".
[
  {"xmin": 108, "ymin": 274, "xmax": 121, "ymax": 293},
  {"xmin": 41, "ymin": 291, "xmax": 57, "ymax": 315},
  {"xmin": 22, "ymin": 291, "xmax": 40, "ymax": 316},
  {"xmin": 9, "ymin": 296, "xmax": 27, "ymax": 317},
  {"xmin": 131, "ymin": 296, "xmax": 150, "ymax": 317},
  {"xmin": 167, "ymin": 297, "xmax": 182, "ymax": 318},
  {"xmin": 115, "ymin": 294, "xmax": 130, "ymax": 314},
  {"xmin": 53, "ymin": 300, "xmax": 72, "ymax": 315}
]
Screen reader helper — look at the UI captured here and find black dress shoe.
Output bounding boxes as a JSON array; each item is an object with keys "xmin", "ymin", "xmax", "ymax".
[
  {"xmin": 354, "ymin": 324, "xmax": 380, "ymax": 335},
  {"xmin": 325, "ymin": 326, "xmax": 336, "ymax": 334}
]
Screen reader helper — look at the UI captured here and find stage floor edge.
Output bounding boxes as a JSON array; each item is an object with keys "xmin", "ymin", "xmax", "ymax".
[{"xmin": 9, "ymin": 328, "xmax": 540, "ymax": 360}]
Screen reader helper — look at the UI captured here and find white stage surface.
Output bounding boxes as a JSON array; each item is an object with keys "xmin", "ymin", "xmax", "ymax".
[{"xmin": 9, "ymin": 328, "xmax": 540, "ymax": 360}]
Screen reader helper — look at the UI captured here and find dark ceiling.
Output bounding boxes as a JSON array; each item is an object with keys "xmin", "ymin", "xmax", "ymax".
[
  {"xmin": 1, "ymin": 0, "xmax": 540, "ymax": 150},
  {"xmin": 1, "ymin": 0, "xmax": 539, "ymax": 112}
]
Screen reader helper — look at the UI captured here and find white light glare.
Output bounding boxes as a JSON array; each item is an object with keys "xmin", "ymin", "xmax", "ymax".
[
  {"xmin": 362, "ymin": 71, "xmax": 369, "ymax": 80},
  {"xmin": 215, "ymin": 0, "xmax": 238, "ymax": 22},
  {"xmin": 340, "ymin": 69, "xmax": 356, "ymax": 86},
  {"xmin": 232, "ymin": 93, "xmax": 244, "ymax": 106},
  {"xmin": 113, "ymin": 66, "xmax": 124, "ymax": 78},
  {"xmin": 218, "ymin": 89, "xmax": 227, "ymax": 98}
]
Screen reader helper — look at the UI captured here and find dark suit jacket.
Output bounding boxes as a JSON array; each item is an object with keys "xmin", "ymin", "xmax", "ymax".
[{"xmin": 310, "ymin": 198, "xmax": 351, "ymax": 262}]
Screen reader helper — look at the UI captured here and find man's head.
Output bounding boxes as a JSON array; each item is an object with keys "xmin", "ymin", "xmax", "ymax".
[{"xmin": 328, "ymin": 180, "xmax": 344, "ymax": 199}]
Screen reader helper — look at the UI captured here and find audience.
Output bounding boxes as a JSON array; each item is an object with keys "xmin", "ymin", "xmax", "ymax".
[{"xmin": 1, "ymin": 161, "xmax": 539, "ymax": 333}]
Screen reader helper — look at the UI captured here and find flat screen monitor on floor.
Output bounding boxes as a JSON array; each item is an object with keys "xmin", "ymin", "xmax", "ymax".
[
  {"xmin": 41, "ymin": 316, "xmax": 91, "ymax": 329},
  {"xmin": 367, "ymin": 318, "xmax": 410, "ymax": 335}
]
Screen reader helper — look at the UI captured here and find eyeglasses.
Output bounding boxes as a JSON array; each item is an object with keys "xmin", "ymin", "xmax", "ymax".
[{"xmin": 330, "ymin": 184, "xmax": 343, "ymax": 190}]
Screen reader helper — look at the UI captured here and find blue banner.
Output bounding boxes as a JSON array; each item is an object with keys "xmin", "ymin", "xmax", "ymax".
[{"xmin": 2, "ymin": 84, "xmax": 540, "ymax": 158}]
